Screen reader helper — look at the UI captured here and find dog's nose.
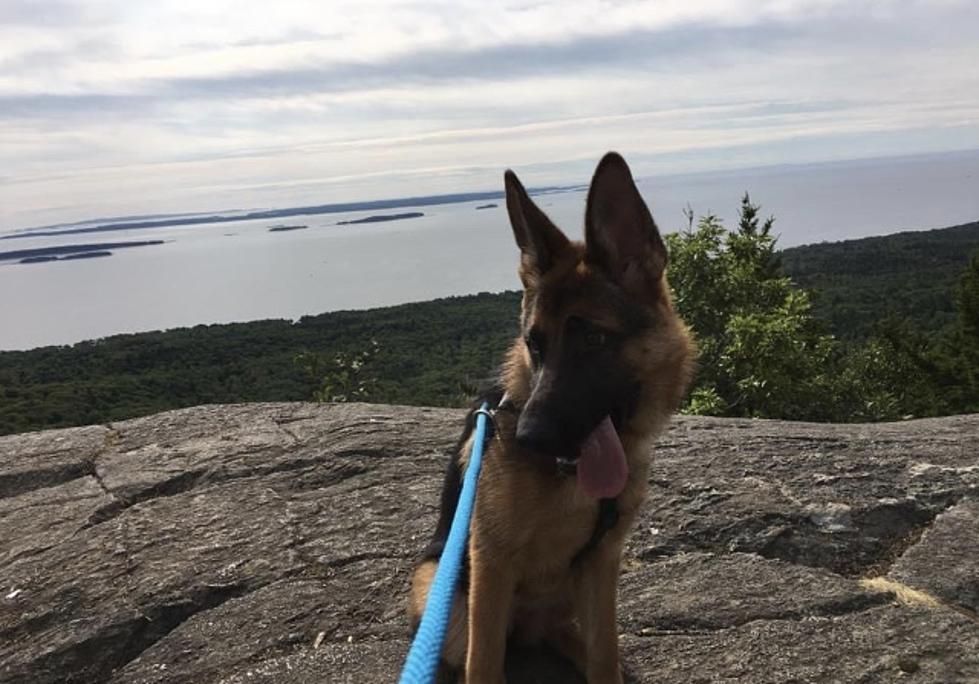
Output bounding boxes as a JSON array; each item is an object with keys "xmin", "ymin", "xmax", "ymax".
[{"xmin": 515, "ymin": 412, "xmax": 564, "ymax": 457}]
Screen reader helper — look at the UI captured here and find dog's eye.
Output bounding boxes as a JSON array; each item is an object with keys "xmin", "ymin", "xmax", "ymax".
[
  {"xmin": 584, "ymin": 329, "xmax": 606, "ymax": 350},
  {"xmin": 567, "ymin": 316, "xmax": 608, "ymax": 351},
  {"xmin": 525, "ymin": 331, "xmax": 545, "ymax": 364}
]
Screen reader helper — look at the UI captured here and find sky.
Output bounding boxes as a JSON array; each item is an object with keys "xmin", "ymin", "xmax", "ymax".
[{"xmin": 2, "ymin": 0, "xmax": 978, "ymax": 230}]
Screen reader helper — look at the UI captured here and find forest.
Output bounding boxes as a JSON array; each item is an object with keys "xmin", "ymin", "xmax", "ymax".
[
  {"xmin": 1, "ymin": 208, "xmax": 976, "ymax": 436},
  {"xmin": 780, "ymin": 221, "xmax": 979, "ymax": 339}
]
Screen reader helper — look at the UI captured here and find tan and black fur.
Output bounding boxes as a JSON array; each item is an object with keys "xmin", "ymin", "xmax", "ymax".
[{"xmin": 409, "ymin": 152, "xmax": 696, "ymax": 683}]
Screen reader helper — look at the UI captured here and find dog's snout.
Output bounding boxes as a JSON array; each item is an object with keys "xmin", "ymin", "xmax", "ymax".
[{"xmin": 515, "ymin": 412, "xmax": 564, "ymax": 456}]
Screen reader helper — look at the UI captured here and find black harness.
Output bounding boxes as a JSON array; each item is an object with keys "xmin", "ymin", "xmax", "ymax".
[
  {"xmin": 493, "ymin": 395, "xmax": 620, "ymax": 567},
  {"xmin": 571, "ymin": 497, "xmax": 620, "ymax": 566}
]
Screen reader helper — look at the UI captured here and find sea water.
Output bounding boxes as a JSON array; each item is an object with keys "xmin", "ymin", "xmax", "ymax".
[{"xmin": 1, "ymin": 151, "xmax": 976, "ymax": 350}]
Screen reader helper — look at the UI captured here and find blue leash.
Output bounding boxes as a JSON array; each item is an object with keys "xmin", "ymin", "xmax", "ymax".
[{"xmin": 398, "ymin": 402, "xmax": 492, "ymax": 684}]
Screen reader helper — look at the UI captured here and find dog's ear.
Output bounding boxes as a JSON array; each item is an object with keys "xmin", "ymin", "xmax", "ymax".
[
  {"xmin": 585, "ymin": 152, "xmax": 666, "ymax": 294},
  {"xmin": 505, "ymin": 169, "xmax": 570, "ymax": 281}
]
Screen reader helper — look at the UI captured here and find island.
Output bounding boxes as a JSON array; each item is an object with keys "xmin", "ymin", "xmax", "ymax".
[
  {"xmin": 60, "ymin": 251, "xmax": 113, "ymax": 260},
  {"xmin": 19, "ymin": 251, "xmax": 113, "ymax": 264},
  {"xmin": 337, "ymin": 212, "xmax": 424, "ymax": 225},
  {"xmin": 268, "ymin": 225, "xmax": 307, "ymax": 232},
  {"xmin": 1, "ymin": 240, "xmax": 164, "ymax": 264},
  {"xmin": 475, "ymin": 203, "xmax": 498, "ymax": 210},
  {"xmin": 18, "ymin": 256, "xmax": 59, "ymax": 264}
]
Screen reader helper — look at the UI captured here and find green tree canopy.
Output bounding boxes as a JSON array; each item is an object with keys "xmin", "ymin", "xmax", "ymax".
[
  {"xmin": 666, "ymin": 196, "xmax": 978, "ymax": 423},
  {"xmin": 667, "ymin": 194, "xmax": 839, "ymax": 420}
]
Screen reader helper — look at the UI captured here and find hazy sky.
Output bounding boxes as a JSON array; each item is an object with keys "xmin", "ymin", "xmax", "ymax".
[{"xmin": 2, "ymin": 0, "xmax": 978, "ymax": 229}]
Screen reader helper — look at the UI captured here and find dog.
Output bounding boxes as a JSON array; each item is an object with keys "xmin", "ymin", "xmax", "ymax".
[{"xmin": 409, "ymin": 152, "xmax": 696, "ymax": 683}]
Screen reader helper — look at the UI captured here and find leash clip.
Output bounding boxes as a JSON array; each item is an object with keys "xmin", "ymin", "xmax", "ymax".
[
  {"xmin": 476, "ymin": 392, "xmax": 512, "ymax": 442},
  {"xmin": 472, "ymin": 407, "xmax": 495, "ymax": 421}
]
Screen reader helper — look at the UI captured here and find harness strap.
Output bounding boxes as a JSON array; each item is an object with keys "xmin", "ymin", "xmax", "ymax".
[{"xmin": 571, "ymin": 497, "xmax": 619, "ymax": 566}]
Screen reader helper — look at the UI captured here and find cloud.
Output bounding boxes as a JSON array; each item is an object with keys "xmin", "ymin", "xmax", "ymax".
[
  {"xmin": 0, "ymin": 0, "xmax": 105, "ymax": 27},
  {"xmin": 1, "ymin": 0, "xmax": 978, "ymax": 229},
  {"xmin": 173, "ymin": 24, "xmax": 793, "ymax": 97},
  {"xmin": 0, "ymin": 93, "xmax": 149, "ymax": 118},
  {"xmin": 1, "ymin": 21, "xmax": 798, "ymax": 111}
]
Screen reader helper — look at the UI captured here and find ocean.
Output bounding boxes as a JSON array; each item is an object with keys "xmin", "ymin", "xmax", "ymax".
[{"xmin": 1, "ymin": 150, "xmax": 977, "ymax": 351}]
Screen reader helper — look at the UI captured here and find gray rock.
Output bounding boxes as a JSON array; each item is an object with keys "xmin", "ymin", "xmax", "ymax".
[
  {"xmin": 0, "ymin": 404, "xmax": 976, "ymax": 683},
  {"xmin": 617, "ymin": 552, "xmax": 892, "ymax": 635},
  {"xmin": 619, "ymin": 602, "xmax": 979, "ymax": 683},
  {"xmin": 0, "ymin": 424, "xmax": 109, "ymax": 498},
  {"xmin": 887, "ymin": 498, "xmax": 979, "ymax": 615}
]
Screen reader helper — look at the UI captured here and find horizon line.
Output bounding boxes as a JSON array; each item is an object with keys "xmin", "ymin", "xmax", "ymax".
[{"xmin": 7, "ymin": 146, "xmax": 977, "ymax": 237}]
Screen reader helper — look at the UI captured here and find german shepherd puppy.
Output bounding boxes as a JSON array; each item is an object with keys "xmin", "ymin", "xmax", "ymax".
[{"xmin": 409, "ymin": 152, "xmax": 695, "ymax": 683}]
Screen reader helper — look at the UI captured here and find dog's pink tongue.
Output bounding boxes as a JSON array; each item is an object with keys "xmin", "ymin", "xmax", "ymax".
[{"xmin": 577, "ymin": 416, "xmax": 628, "ymax": 499}]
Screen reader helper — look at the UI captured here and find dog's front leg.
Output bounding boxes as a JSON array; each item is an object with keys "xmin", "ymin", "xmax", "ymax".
[
  {"xmin": 575, "ymin": 547, "xmax": 624, "ymax": 684},
  {"xmin": 465, "ymin": 537, "xmax": 514, "ymax": 684}
]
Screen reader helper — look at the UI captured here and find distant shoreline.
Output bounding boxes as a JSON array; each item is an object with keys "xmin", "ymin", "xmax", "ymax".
[
  {"xmin": 337, "ymin": 212, "xmax": 424, "ymax": 225},
  {"xmin": 4, "ymin": 186, "xmax": 581, "ymax": 240},
  {"xmin": 61, "ymin": 251, "xmax": 113, "ymax": 260},
  {"xmin": 8, "ymin": 148, "xmax": 978, "ymax": 242},
  {"xmin": 19, "ymin": 251, "xmax": 113, "ymax": 264}
]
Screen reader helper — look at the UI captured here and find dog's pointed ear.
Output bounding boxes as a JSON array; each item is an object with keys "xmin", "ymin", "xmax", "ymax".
[
  {"xmin": 585, "ymin": 152, "xmax": 666, "ymax": 294},
  {"xmin": 505, "ymin": 169, "xmax": 570, "ymax": 280}
]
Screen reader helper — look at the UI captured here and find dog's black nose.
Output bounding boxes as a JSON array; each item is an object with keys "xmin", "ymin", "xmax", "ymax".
[{"xmin": 515, "ymin": 412, "xmax": 565, "ymax": 457}]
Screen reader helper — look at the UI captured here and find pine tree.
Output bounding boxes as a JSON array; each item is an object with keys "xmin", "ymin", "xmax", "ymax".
[{"xmin": 667, "ymin": 198, "xmax": 838, "ymax": 420}]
